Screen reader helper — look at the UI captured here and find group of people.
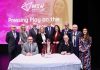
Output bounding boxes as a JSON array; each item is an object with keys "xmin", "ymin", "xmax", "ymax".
[{"xmin": 6, "ymin": 23, "xmax": 92, "ymax": 70}]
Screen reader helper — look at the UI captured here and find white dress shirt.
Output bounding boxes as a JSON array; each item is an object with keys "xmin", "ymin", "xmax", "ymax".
[
  {"xmin": 72, "ymin": 32, "xmax": 77, "ymax": 47},
  {"xmin": 12, "ymin": 31, "xmax": 17, "ymax": 39},
  {"xmin": 41, "ymin": 33, "xmax": 46, "ymax": 42}
]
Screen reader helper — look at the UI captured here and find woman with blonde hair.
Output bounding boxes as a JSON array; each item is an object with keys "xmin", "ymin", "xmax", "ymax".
[
  {"xmin": 36, "ymin": 26, "xmax": 47, "ymax": 53},
  {"xmin": 19, "ymin": 24, "xmax": 29, "ymax": 45}
]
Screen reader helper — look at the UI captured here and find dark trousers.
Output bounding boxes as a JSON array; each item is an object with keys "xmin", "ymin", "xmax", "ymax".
[
  {"xmin": 8, "ymin": 45, "xmax": 21, "ymax": 61},
  {"xmin": 73, "ymin": 47, "xmax": 79, "ymax": 57}
]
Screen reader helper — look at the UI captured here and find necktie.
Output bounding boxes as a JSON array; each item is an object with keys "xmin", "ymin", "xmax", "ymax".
[
  {"xmin": 74, "ymin": 38, "xmax": 76, "ymax": 47},
  {"xmin": 29, "ymin": 44, "xmax": 32, "ymax": 53},
  {"xmin": 48, "ymin": 27, "xmax": 51, "ymax": 35},
  {"xmin": 34, "ymin": 28, "xmax": 37, "ymax": 35},
  {"xmin": 13, "ymin": 32, "xmax": 16, "ymax": 39},
  {"xmin": 73, "ymin": 32, "xmax": 76, "ymax": 47},
  {"xmin": 24, "ymin": 32, "xmax": 27, "ymax": 37}
]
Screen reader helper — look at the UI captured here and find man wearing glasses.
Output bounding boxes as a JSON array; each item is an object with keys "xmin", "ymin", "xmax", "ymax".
[{"xmin": 22, "ymin": 36, "xmax": 39, "ymax": 56}]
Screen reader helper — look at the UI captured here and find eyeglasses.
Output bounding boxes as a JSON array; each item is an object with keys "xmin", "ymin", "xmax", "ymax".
[{"xmin": 28, "ymin": 39, "xmax": 33, "ymax": 40}]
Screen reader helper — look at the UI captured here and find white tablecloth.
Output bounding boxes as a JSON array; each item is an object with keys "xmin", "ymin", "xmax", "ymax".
[{"xmin": 8, "ymin": 54, "xmax": 82, "ymax": 70}]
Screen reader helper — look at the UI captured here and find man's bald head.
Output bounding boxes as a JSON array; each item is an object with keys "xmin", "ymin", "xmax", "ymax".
[
  {"xmin": 10, "ymin": 25, "xmax": 16, "ymax": 31},
  {"xmin": 63, "ymin": 35, "xmax": 69, "ymax": 43}
]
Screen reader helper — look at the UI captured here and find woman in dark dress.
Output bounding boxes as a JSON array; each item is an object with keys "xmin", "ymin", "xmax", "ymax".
[
  {"xmin": 58, "ymin": 35, "xmax": 73, "ymax": 55},
  {"xmin": 79, "ymin": 28, "xmax": 92, "ymax": 70},
  {"xmin": 53, "ymin": 25, "xmax": 61, "ymax": 53}
]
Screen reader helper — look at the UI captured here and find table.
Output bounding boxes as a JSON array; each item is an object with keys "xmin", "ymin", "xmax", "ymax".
[{"xmin": 8, "ymin": 54, "xmax": 82, "ymax": 70}]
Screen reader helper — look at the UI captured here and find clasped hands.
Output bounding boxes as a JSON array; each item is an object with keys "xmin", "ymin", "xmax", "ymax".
[
  {"xmin": 61, "ymin": 51, "xmax": 71, "ymax": 55},
  {"xmin": 26, "ymin": 52, "xmax": 32, "ymax": 56}
]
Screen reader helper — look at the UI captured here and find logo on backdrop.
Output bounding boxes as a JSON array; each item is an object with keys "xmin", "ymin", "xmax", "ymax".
[{"xmin": 21, "ymin": 2, "xmax": 44, "ymax": 12}]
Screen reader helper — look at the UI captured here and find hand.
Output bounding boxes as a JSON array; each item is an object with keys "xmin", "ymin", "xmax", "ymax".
[
  {"xmin": 79, "ymin": 46, "xmax": 84, "ymax": 52},
  {"xmin": 30, "ymin": 53, "xmax": 32, "ymax": 56},
  {"xmin": 56, "ymin": 41, "xmax": 59, "ymax": 44},
  {"xmin": 26, "ymin": 53, "xmax": 32, "ymax": 56},
  {"xmin": 79, "ymin": 46, "xmax": 82, "ymax": 49},
  {"xmin": 61, "ymin": 51, "xmax": 67, "ymax": 55},
  {"xmin": 66, "ymin": 53, "xmax": 71, "ymax": 55},
  {"xmin": 42, "ymin": 42, "xmax": 46, "ymax": 44}
]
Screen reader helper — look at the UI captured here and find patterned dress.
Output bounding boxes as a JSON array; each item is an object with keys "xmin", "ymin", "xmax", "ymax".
[{"xmin": 79, "ymin": 37, "xmax": 92, "ymax": 70}]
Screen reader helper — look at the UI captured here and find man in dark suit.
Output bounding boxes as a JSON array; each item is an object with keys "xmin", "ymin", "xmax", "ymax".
[
  {"xmin": 29, "ymin": 23, "xmax": 38, "ymax": 42},
  {"xmin": 45, "ymin": 23, "xmax": 54, "ymax": 43},
  {"xmin": 61, "ymin": 23, "xmax": 72, "ymax": 41},
  {"xmin": 70, "ymin": 24, "xmax": 82, "ymax": 57},
  {"xmin": 6, "ymin": 25, "xmax": 20, "ymax": 61},
  {"xmin": 58, "ymin": 35, "xmax": 73, "ymax": 54}
]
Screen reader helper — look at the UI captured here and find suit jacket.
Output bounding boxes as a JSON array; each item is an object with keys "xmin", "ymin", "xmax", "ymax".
[
  {"xmin": 52, "ymin": 32, "xmax": 61, "ymax": 53},
  {"xmin": 6, "ymin": 31, "xmax": 19, "ymax": 47},
  {"xmin": 45, "ymin": 26, "xmax": 54, "ymax": 43},
  {"xmin": 61, "ymin": 29, "xmax": 72, "ymax": 41},
  {"xmin": 20, "ymin": 31, "xmax": 29, "ymax": 43},
  {"xmin": 36, "ymin": 33, "xmax": 47, "ymax": 45},
  {"xmin": 29, "ymin": 28, "xmax": 38, "ymax": 42},
  {"xmin": 36, "ymin": 33, "xmax": 47, "ymax": 53},
  {"xmin": 53, "ymin": 32, "xmax": 61, "ymax": 42},
  {"xmin": 58, "ymin": 41, "xmax": 73, "ymax": 53},
  {"xmin": 70, "ymin": 31, "xmax": 82, "ymax": 47},
  {"xmin": 22, "ymin": 42, "xmax": 39, "ymax": 55}
]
